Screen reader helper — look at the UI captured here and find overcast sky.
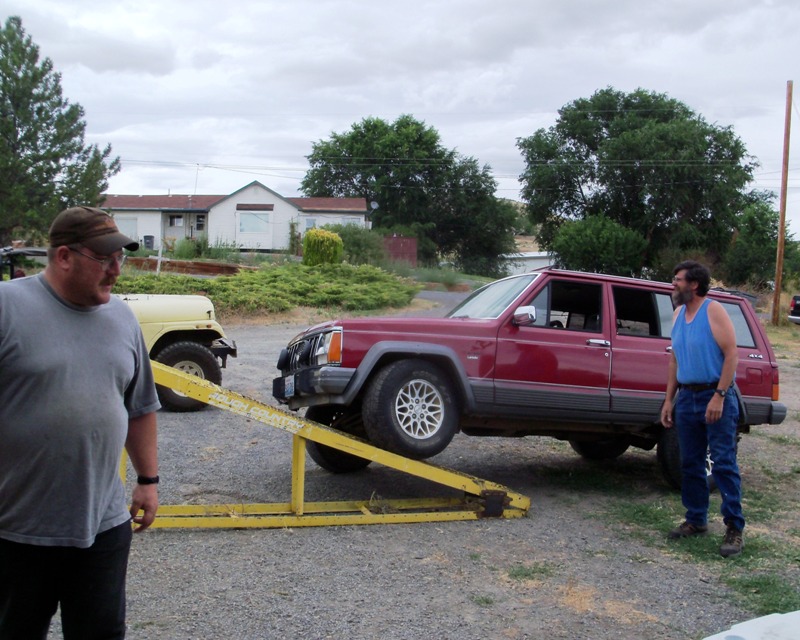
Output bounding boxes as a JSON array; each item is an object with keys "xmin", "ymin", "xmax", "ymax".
[{"xmin": 7, "ymin": 0, "xmax": 800, "ymax": 230}]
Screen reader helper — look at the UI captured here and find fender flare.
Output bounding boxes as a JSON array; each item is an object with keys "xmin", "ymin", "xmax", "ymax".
[{"xmin": 340, "ymin": 341, "xmax": 477, "ymax": 411}]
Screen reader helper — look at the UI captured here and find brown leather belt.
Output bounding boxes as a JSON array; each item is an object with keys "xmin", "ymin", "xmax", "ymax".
[{"xmin": 678, "ymin": 381, "xmax": 719, "ymax": 392}]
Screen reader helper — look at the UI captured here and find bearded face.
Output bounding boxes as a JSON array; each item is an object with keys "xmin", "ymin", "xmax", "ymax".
[{"xmin": 672, "ymin": 287, "xmax": 693, "ymax": 306}]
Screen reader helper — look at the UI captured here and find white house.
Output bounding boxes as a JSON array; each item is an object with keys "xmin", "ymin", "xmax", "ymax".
[
  {"xmin": 102, "ymin": 181, "xmax": 369, "ymax": 251},
  {"xmin": 504, "ymin": 251, "xmax": 553, "ymax": 274}
]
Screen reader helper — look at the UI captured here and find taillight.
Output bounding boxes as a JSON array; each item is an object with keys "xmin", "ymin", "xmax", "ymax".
[{"xmin": 772, "ymin": 366, "xmax": 780, "ymax": 401}]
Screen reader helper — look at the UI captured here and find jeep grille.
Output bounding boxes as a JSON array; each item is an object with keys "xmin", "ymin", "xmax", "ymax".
[{"xmin": 284, "ymin": 330, "xmax": 340, "ymax": 373}]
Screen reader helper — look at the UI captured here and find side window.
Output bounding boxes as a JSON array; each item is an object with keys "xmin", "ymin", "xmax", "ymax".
[
  {"xmin": 530, "ymin": 284, "xmax": 549, "ymax": 326},
  {"xmin": 721, "ymin": 302, "xmax": 756, "ymax": 348},
  {"xmin": 612, "ymin": 286, "xmax": 673, "ymax": 338},
  {"xmin": 530, "ymin": 280, "xmax": 603, "ymax": 332}
]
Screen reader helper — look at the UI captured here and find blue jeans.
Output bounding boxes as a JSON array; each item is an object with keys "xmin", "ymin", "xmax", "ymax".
[
  {"xmin": 0, "ymin": 521, "xmax": 132, "ymax": 640},
  {"xmin": 674, "ymin": 388, "xmax": 744, "ymax": 531}
]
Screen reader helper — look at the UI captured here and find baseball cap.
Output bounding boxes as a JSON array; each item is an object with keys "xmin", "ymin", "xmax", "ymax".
[{"xmin": 49, "ymin": 206, "xmax": 139, "ymax": 253}]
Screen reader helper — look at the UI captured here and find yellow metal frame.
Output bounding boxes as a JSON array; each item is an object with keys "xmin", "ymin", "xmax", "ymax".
[{"xmin": 131, "ymin": 362, "xmax": 530, "ymax": 528}]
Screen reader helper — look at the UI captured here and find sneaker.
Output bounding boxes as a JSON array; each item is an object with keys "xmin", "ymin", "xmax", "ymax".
[
  {"xmin": 720, "ymin": 525, "xmax": 744, "ymax": 558},
  {"xmin": 668, "ymin": 521, "xmax": 708, "ymax": 539}
]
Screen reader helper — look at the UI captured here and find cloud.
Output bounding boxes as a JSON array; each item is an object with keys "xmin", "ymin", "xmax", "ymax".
[{"xmin": 4, "ymin": 0, "xmax": 800, "ymax": 226}]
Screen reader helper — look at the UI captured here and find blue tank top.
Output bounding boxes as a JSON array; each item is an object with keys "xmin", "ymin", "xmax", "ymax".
[{"xmin": 672, "ymin": 298, "xmax": 725, "ymax": 384}]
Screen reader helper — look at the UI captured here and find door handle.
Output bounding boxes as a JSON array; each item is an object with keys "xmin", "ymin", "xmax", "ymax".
[{"xmin": 587, "ymin": 339, "xmax": 610, "ymax": 347}]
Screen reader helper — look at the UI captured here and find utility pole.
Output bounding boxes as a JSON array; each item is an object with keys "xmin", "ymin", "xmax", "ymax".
[{"xmin": 772, "ymin": 80, "xmax": 793, "ymax": 325}]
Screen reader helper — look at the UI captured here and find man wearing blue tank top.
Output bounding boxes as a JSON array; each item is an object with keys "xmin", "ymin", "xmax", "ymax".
[{"xmin": 660, "ymin": 260, "xmax": 744, "ymax": 558}]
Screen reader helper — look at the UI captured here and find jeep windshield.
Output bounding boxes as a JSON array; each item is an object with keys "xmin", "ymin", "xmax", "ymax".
[{"xmin": 447, "ymin": 273, "xmax": 539, "ymax": 319}]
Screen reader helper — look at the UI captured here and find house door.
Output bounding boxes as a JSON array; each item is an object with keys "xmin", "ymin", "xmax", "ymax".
[{"xmin": 188, "ymin": 214, "xmax": 206, "ymax": 239}]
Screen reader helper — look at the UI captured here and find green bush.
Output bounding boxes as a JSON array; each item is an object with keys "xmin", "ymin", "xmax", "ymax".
[
  {"xmin": 323, "ymin": 224, "xmax": 386, "ymax": 265},
  {"xmin": 302, "ymin": 228, "xmax": 344, "ymax": 266},
  {"xmin": 115, "ymin": 262, "xmax": 421, "ymax": 317},
  {"xmin": 173, "ymin": 237, "xmax": 200, "ymax": 260}
]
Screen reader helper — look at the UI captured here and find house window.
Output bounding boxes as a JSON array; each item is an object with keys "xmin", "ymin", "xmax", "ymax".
[
  {"xmin": 239, "ymin": 212, "xmax": 270, "ymax": 233},
  {"xmin": 169, "ymin": 215, "xmax": 184, "ymax": 227},
  {"xmin": 305, "ymin": 218, "xmax": 317, "ymax": 231},
  {"xmin": 195, "ymin": 215, "xmax": 206, "ymax": 232}
]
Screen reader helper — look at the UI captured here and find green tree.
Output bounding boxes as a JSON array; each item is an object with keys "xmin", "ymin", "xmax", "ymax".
[
  {"xmin": 0, "ymin": 16, "xmax": 119, "ymax": 245},
  {"xmin": 302, "ymin": 114, "xmax": 516, "ymax": 275},
  {"xmin": 720, "ymin": 193, "xmax": 798, "ymax": 288},
  {"xmin": 551, "ymin": 215, "xmax": 648, "ymax": 276},
  {"xmin": 517, "ymin": 87, "xmax": 757, "ymax": 273}
]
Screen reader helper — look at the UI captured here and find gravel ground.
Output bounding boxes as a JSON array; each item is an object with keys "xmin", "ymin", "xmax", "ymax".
[{"xmin": 52, "ymin": 290, "xmax": 800, "ymax": 639}]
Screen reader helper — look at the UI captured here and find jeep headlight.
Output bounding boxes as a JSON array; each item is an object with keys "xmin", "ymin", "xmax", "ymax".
[{"xmin": 311, "ymin": 329, "xmax": 342, "ymax": 366}]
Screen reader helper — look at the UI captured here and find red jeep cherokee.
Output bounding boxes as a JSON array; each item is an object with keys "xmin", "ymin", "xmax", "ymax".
[{"xmin": 273, "ymin": 269, "xmax": 786, "ymax": 486}]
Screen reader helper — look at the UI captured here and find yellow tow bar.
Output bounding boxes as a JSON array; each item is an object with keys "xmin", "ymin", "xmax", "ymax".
[{"xmin": 139, "ymin": 362, "xmax": 530, "ymax": 528}]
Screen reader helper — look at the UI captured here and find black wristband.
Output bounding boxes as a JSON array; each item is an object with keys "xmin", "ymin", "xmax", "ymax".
[{"xmin": 136, "ymin": 475, "xmax": 160, "ymax": 485}]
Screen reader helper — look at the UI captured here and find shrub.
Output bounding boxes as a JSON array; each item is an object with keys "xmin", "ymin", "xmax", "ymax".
[
  {"xmin": 322, "ymin": 224, "xmax": 386, "ymax": 265},
  {"xmin": 302, "ymin": 228, "xmax": 344, "ymax": 266},
  {"xmin": 173, "ymin": 237, "xmax": 200, "ymax": 260},
  {"xmin": 116, "ymin": 262, "xmax": 420, "ymax": 317}
]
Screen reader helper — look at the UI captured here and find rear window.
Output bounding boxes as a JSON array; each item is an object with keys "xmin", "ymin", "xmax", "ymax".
[
  {"xmin": 612, "ymin": 286, "xmax": 756, "ymax": 348},
  {"xmin": 721, "ymin": 301, "xmax": 756, "ymax": 348}
]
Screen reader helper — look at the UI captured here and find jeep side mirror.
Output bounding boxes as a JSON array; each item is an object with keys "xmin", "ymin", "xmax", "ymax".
[{"xmin": 512, "ymin": 305, "xmax": 537, "ymax": 327}]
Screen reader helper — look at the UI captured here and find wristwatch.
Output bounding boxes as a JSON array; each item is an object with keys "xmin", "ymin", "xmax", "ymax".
[
  {"xmin": 136, "ymin": 475, "xmax": 160, "ymax": 485},
  {"xmin": 714, "ymin": 388, "xmax": 727, "ymax": 398}
]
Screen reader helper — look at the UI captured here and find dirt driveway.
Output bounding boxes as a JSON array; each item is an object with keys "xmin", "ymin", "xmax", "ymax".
[{"xmin": 115, "ymin": 298, "xmax": 800, "ymax": 640}]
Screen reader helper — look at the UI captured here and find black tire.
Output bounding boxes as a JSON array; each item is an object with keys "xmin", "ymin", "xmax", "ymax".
[
  {"xmin": 569, "ymin": 437, "xmax": 630, "ymax": 460},
  {"xmin": 657, "ymin": 427, "xmax": 683, "ymax": 489},
  {"xmin": 154, "ymin": 341, "xmax": 222, "ymax": 412},
  {"xmin": 304, "ymin": 406, "xmax": 371, "ymax": 473},
  {"xmin": 362, "ymin": 359, "xmax": 459, "ymax": 459},
  {"xmin": 657, "ymin": 427, "xmax": 716, "ymax": 491}
]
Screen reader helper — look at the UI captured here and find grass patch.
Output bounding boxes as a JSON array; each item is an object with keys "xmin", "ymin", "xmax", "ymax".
[
  {"xmin": 743, "ymin": 487, "xmax": 786, "ymax": 523},
  {"xmin": 606, "ymin": 500, "xmax": 681, "ymax": 536},
  {"xmin": 765, "ymin": 324, "xmax": 800, "ymax": 358},
  {"xmin": 723, "ymin": 573, "xmax": 800, "ymax": 616},
  {"xmin": 535, "ymin": 459, "xmax": 659, "ymax": 498},
  {"xmin": 764, "ymin": 434, "xmax": 800, "ymax": 448},
  {"xmin": 507, "ymin": 562, "xmax": 554, "ymax": 580},
  {"xmin": 470, "ymin": 594, "xmax": 495, "ymax": 607},
  {"xmin": 598, "ymin": 480, "xmax": 800, "ymax": 615}
]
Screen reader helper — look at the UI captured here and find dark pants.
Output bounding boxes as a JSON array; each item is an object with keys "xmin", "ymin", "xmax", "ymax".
[
  {"xmin": 674, "ymin": 388, "xmax": 744, "ymax": 531},
  {"xmin": 0, "ymin": 521, "xmax": 132, "ymax": 640}
]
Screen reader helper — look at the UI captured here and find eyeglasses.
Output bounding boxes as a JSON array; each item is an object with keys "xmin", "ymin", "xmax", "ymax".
[
  {"xmin": 672, "ymin": 276, "xmax": 686, "ymax": 283},
  {"xmin": 69, "ymin": 247, "xmax": 126, "ymax": 270}
]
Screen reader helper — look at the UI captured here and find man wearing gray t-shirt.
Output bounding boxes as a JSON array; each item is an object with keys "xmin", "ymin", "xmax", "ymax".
[{"xmin": 0, "ymin": 206, "xmax": 160, "ymax": 639}]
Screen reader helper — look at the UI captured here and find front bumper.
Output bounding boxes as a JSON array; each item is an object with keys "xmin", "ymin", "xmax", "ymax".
[
  {"xmin": 211, "ymin": 338, "xmax": 237, "ymax": 367},
  {"xmin": 272, "ymin": 366, "xmax": 356, "ymax": 409}
]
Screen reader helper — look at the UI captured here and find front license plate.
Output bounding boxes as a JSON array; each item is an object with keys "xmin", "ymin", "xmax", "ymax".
[{"xmin": 284, "ymin": 375, "xmax": 295, "ymax": 397}]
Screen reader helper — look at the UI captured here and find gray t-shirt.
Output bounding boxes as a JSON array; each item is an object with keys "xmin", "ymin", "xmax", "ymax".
[{"xmin": 0, "ymin": 274, "xmax": 160, "ymax": 548}]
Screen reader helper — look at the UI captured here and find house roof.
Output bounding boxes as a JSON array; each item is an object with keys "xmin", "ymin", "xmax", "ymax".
[
  {"xmin": 101, "ymin": 193, "xmax": 368, "ymax": 214},
  {"xmin": 286, "ymin": 197, "xmax": 367, "ymax": 213},
  {"xmin": 102, "ymin": 194, "xmax": 225, "ymax": 211}
]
